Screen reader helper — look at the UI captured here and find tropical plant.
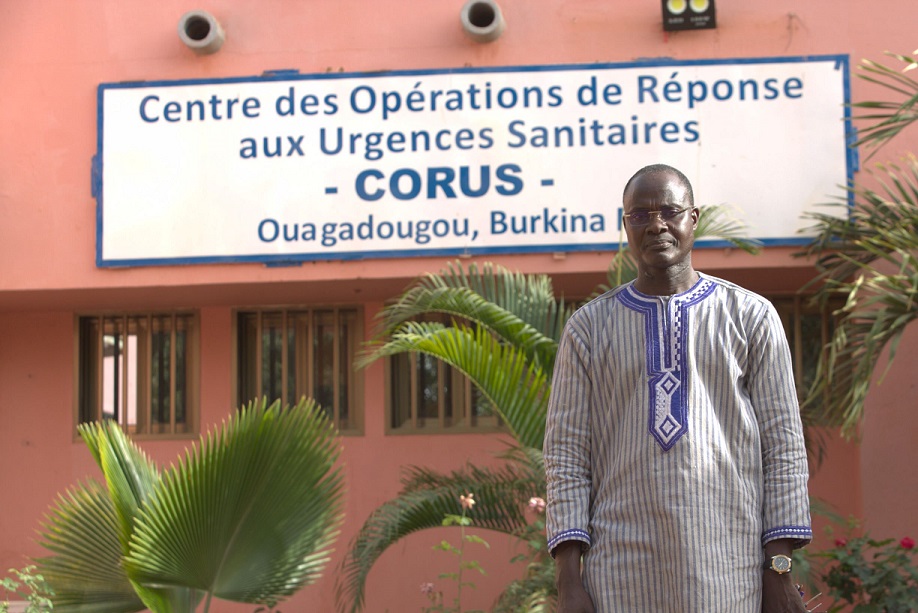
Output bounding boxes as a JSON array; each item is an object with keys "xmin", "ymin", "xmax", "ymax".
[
  {"xmin": 36, "ymin": 398, "xmax": 344, "ymax": 613},
  {"xmin": 1, "ymin": 565, "xmax": 54, "ymax": 612},
  {"xmin": 335, "ymin": 206, "xmax": 760, "ymax": 613},
  {"xmin": 814, "ymin": 519, "xmax": 918, "ymax": 613},
  {"xmin": 421, "ymin": 493, "xmax": 490, "ymax": 613},
  {"xmin": 798, "ymin": 49, "xmax": 918, "ymax": 433},
  {"xmin": 490, "ymin": 498, "xmax": 554, "ymax": 613}
]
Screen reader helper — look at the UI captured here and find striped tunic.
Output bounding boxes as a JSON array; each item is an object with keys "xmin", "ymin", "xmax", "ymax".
[{"xmin": 544, "ymin": 273, "xmax": 811, "ymax": 612}]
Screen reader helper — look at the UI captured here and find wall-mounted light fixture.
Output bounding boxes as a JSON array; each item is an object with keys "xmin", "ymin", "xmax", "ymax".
[
  {"xmin": 178, "ymin": 10, "xmax": 225, "ymax": 55},
  {"xmin": 662, "ymin": 0, "xmax": 716, "ymax": 31},
  {"xmin": 460, "ymin": 0, "xmax": 505, "ymax": 43}
]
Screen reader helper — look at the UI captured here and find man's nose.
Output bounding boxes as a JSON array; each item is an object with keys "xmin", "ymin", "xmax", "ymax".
[{"xmin": 646, "ymin": 214, "xmax": 668, "ymax": 233}]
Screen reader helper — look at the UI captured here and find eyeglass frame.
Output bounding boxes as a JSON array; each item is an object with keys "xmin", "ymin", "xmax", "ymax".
[{"xmin": 622, "ymin": 205, "xmax": 695, "ymax": 227}]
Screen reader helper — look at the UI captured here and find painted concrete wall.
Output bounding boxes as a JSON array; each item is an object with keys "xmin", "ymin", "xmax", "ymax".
[{"xmin": 1, "ymin": 1, "xmax": 917, "ymax": 612}]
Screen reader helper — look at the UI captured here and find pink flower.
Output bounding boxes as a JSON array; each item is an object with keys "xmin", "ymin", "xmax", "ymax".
[
  {"xmin": 834, "ymin": 538, "xmax": 848, "ymax": 548},
  {"xmin": 420, "ymin": 582, "xmax": 435, "ymax": 596},
  {"xmin": 460, "ymin": 492, "xmax": 476, "ymax": 510},
  {"xmin": 901, "ymin": 537, "xmax": 915, "ymax": 550},
  {"xmin": 528, "ymin": 496, "xmax": 547, "ymax": 514}
]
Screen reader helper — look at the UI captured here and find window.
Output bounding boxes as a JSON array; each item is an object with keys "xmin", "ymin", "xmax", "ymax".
[
  {"xmin": 770, "ymin": 296, "xmax": 840, "ymax": 397},
  {"xmin": 236, "ymin": 308, "xmax": 362, "ymax": 433},
  {"xmin": 387, "ymin": 352, "xmax": 498, "ymax": 433},
  {"xmin": 386, "ymin": 313, "xmax": 501, "ymax": 434},
  {"xmin": 77, "ymin": 313, "xmax": 198, "ymax": 437}
]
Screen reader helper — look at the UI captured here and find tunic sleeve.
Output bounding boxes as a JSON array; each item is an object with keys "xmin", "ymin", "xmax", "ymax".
[
  {"xmin": 747, "ymin": 302, "xmax": 812, "ymax": 548},
  {"xmin": 544, "ymin": 316, "xmax": 594, "ymax": 556}
]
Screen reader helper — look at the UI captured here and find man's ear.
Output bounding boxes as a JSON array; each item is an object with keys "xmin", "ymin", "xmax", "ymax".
[{"xmin": 690, "ymin": 206, "xmax": 700, "ymax": 229}]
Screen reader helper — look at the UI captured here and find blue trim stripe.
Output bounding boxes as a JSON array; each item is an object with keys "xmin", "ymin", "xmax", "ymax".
[
  {"xmin": 548, "ymin": 529, "xmax": 592, "ymax": 556},
  {"xmin": 94, "ymin": 54, "xmax": 852, "ymax": 267},
  {"xmin": 96, "ymin": 54, "xmax": 851, "ymax": 92},
  {"xmin": 761, "ymin": 525, "xmax": 813, "ymax": 547}
]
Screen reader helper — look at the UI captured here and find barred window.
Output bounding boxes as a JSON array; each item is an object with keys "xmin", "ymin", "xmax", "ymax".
[
  {"xmin": 770, "ymin": 296, "xmax": 840, "ymax": 396},
  {"xmin": 77, "ymin": 313, "xmax": 197, "ymax": 437},
  {"xmin": 236, "ymin": 308, "xmax": 362, "ymax": 433},
  {"xmin": 387, "ymin": 352, "xmax": 500, "ymax": 434}
]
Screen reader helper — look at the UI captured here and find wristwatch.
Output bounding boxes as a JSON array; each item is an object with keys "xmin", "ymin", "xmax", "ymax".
[{"xmin": 765, "ymin": 554, "xmax": 793, "ymax": 574}]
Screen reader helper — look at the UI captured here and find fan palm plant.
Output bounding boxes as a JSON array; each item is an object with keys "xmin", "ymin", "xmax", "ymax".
[
  {"xmin": 798, "ymin": 49, "xmax": 918, "ymax": 434},
  {"xmin": 37, "ymin": 397, "xmax": 344, "ymax": 613},
  {"xmin": 335, "ymin": 207, "xmax": 760, "ymax": 613}
]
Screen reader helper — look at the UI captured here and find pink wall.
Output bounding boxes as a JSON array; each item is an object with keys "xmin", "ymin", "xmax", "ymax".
[
  {"xmin": 2, "ymin": 0, "xmax": 917, "ymax": 300},
  {"xmin": 2, "ymin": 1, "xmax": 918, "ymax": 611}
]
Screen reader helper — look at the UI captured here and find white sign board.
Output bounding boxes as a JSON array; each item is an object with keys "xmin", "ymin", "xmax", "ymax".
[{"xmin": 95, "ymin": 55, "xmax": 853, "ymax": 266}]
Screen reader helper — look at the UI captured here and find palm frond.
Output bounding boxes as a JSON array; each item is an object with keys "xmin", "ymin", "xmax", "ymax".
[
  {"xmin": 694, "ymin": 204, "xmax": 763, "ymax": 254},
  {"xmin": 37, "ymin": 480, "xmax": 146, "ymax": 613},
  {"xmin": 851, "ymin": 52, "xmax": 918, "ymax": 155},
  {"xmin": 798, "ymin": 158, "xmax": 918, "ymax": 433},
  {"xmin": 492, "ymin": 557, "xmax": 556, "ymax": 613},
  {"xmin": 335, "ymin": 462, "xmax": 543, "ymax": 613},
  {"xmin": 369, "ymin": 262, "xmax": 573, "ymax": 372},
  {"xmin": 370, "ymin": 322, "xmax": 551, "ymax": 449},
  {"xmin": 75, "ymin": 421, "xmax": 190, "ymax": 613},
  {"xmin": 123, "ymin": 398, "xmax": 345, "ymax": 608},
  {"xmin": 77, "ymin": 421, "xmax": 160, "ymax": 552}
]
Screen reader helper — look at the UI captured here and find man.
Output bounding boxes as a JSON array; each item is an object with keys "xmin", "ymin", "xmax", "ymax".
[{"xmin": 543, "ymin": 164, "xmax": 811, "ymax": 612}]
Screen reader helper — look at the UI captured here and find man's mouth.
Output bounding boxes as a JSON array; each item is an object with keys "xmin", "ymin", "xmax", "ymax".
[{"xmin": 645, "ymin": 240, "xmax": 673, "ymax": 250}]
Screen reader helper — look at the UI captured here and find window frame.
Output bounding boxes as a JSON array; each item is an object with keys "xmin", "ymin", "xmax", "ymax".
[
  {"xmin": 383, "ymin": 320, "xmax": 503, "ymax": 436},
  {"xmin": 232, "ymin": 305, "xmax": 364, "ymax": 436},
  {"xmin": 768, "ymin": 294, "xmax": 842, "ymax": 398},
  {"xmin": 73, "ymin": 311, "xmax": 200, "ymax": 441}
]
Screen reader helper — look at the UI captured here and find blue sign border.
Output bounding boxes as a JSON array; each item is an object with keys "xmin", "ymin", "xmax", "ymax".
[{"xmin": 94, "ymin": 54, "xmax": 853, "ymax": 268}]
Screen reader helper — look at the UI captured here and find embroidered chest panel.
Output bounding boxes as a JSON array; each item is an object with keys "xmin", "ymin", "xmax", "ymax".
[{"xmin": 617, "ymin": 278, "xmax": 718, "ymax": 450}]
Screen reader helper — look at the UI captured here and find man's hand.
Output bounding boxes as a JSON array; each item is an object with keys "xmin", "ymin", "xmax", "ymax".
[
  {"xmin": 557, "ymin": 583, "xmax": 596, "ymax": 613},
  {"xmin": 554, "ymin": 541, "xmax": 596, "ymax": 613},
  {"xmin": 761, "ymin": 570, "xmax": 807, "ymax": 613},
  {"xmin": 762, "ymin": 539, "xmax": 807, "ymax": 613}
]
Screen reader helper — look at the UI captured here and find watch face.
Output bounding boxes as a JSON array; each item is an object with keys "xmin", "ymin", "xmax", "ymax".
[{"xmin": 771, "ymin": 555, "xmax": 792, "ymax": 573}]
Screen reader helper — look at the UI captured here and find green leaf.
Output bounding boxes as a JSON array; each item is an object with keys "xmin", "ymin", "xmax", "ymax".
[
  {"xmin": 371, "ymin": 322, "xmax": 551, "ymax": 449},
  {"xmin": 798, "ymin": 157, "xmax": 918, "ymax": 434},
  {"xmin": 78, "ymin": 421, "xmax": 160, "ymax": 553},
  {"xmin": 334, "ymin": 458, "xmax": 542, "ymax": 613},
  {"xmin": 124, "ymin": 398, "xmax": 344, "ymax": 608},
  {"xmin": 463, "ymin": 535, "xmax": 490, "ymax": 549},
  {"xmin": 36, "ymin": 479, "xmax": 146, "ymax": 613}
]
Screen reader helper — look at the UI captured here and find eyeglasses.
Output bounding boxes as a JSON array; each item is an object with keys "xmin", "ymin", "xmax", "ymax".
[{"xmin": 623, "ymin": 206, "xmax": 693, "ymax": 227}]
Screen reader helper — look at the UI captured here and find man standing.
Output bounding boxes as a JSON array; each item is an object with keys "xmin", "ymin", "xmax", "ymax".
[{"xmin": 544, "ymin": 164, "xmax": 811, "ymax": 612}]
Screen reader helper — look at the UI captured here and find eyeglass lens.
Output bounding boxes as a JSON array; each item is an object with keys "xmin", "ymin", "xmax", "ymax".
[{"xmin": 626, "ymin": 207, "xmax": 687, "ymax": 225}]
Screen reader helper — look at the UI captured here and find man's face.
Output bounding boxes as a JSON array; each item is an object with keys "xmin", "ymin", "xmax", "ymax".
[{"xmin": 622, "ymin": 171, "xmax": 699, "ymax": 272}]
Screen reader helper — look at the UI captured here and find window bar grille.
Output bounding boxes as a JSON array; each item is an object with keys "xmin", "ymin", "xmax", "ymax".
[
  {"xmin": 144, "ymin": 314, "xmax": 153, "ymax": 434},
  {"xmin": 437, "ymin": 360, "xmax": 445, "ymax": 428},
  {"xmin": 170, "ymin": 313, "xmax": 177, "ymax": 434},
  {"xmin": 254, "ymin": 311, "xmax": 263, "ymax": 402},
  {"xmin": 95, "ymin": 318, "xmax": 104, "ymax": 423},
  {"xmin": 295, "ymin": 312, "xmax": 307, "ymax": 405},
  {"xmin": 115, "ymin": 316, "xmax": 130, "ymax": 432},
  {"xmin": 332, "ymin": 309, "xmax": 341, "ymax": 426},
  {"xmin": 281, "ymin": 310, "xmax": 289, "ymax": 408},
  {"xmin": 409, "ymin": 353, "xmax": 419, "ymax": 429},
  {"xmin": 306, "ymin": 310, "xmax": 315, "ymax": 409}
]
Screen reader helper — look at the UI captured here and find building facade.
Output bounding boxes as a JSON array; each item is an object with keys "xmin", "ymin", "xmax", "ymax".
[{"xmin": 1, "ymin": 1, "xmax": 916, "ymax": 611}]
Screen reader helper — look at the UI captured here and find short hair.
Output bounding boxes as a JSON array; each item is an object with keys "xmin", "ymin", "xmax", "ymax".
[{"xmin": 622, "ymin": 164, "xmax": 694, "ymax": 207}]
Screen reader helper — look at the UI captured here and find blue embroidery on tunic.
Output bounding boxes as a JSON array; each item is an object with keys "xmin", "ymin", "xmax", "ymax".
[{"xmin": 618, "ymin": 277, "xmax": 718, "ymax": 450}]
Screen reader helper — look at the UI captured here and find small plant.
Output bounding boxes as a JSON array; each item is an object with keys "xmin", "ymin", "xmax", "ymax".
[
  {"xmin": 814, "ymin": 521, "xmax": 918, "ymax": 612},
  {"xmin": 0, "ymin": 566, "xmax": 53, "ymax": 612},
  {"xmin": 421, "ymin": 493, "xmax": 489, "ymax": 613},
  {"xmin": 492, "ymin": 497, "xmax": 556, "ymax": 613}
]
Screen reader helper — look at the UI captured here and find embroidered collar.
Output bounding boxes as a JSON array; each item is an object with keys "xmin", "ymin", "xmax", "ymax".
[{"xmin": 617, "ymin": 275, "xmax": 718, "ymax": 450}]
